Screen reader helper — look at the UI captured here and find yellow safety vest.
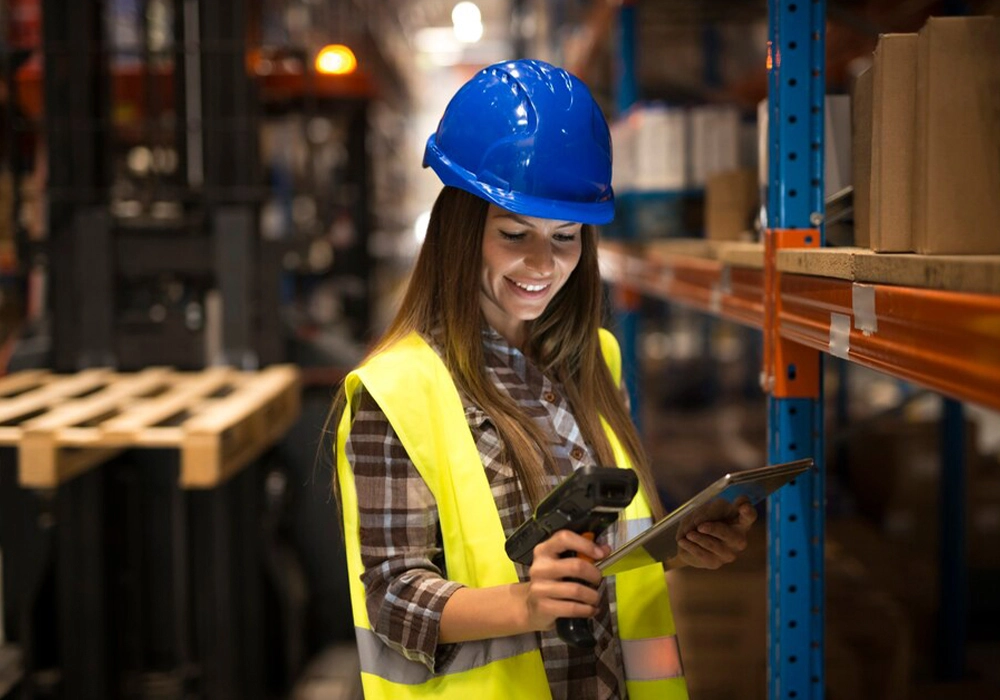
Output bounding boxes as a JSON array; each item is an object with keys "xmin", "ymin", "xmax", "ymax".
[{"xmin": 336, "ymin": 329, "xmax": 688, "ymax": 700}]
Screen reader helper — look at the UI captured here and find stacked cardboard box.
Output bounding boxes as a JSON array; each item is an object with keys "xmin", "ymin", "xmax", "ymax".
[
  {"xmin": 704, "ymin": 169, "xmax": 757, "ymax": 241},
  {"xmin": 690, "ymin": 106, "xmax": 742, "ymax": 189},
  {"xmin": 871, "ymin": 34, "xmax": 917, "ymax": 252},
  {"xmin": 913, "ymin": 17, "xmax": 1000, "ymax": 254},
  {"xmin": 854, "ymin": 16, "xmax": 1000, "ymax": 254}
]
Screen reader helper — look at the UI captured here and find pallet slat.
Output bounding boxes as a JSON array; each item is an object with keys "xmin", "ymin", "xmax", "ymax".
[
  {"xmin": 100, "ymin": 367, "xmax": 236, "ymax": 440},
  {"xmin": 0, "ymin": 369, "xmax": 112, "ymax": 428},
  {"xmin": 21, "ymin": 368, "xmax": 172, "ymax": 433},
  {"xmin": 0, "ymin": 366, "xmax": 301, "ymax": 489},
  {"xmin": 0, "ymin": 370, "xmax": 49, "ymax": 396}
]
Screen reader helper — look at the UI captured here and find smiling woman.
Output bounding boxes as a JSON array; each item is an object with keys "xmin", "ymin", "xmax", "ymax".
[
  {"xmin": 326, "ymin": 58, "xmax": 755, "ymax": 700},
  {"xmin": 479, "ymin": 208, "xmax": 583, "ymax": 348}
]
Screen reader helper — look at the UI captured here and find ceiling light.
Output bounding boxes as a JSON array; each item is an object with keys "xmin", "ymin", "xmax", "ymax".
[
  {"xmin": 315, "ymin": 44, "xmax": 357, "ymax": 75},
  {"xmin": 452, "ymin": 2, "xmax": 482, "ymax": 26},
  {"xmin": 452, "ymin": 2, "xmax": 483, "ymax": 44}
]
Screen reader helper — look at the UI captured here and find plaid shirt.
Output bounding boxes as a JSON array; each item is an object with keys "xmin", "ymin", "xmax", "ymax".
[{"xmin": 346, "ymin": 327, "xmax": 628, "ymax": 699}]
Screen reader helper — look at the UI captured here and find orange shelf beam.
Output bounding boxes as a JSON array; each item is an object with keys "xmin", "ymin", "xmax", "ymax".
[
  {"xmin": 779, "ymin": 275, "xmax": 1000, "ymax": 412},
  {"xmin": 599, "ymin": 242, "xmax": 764, "ymax": 328},
  {"xmin": 599, "ymin": 241, "xmax": 1000, "ymax": 411},
  {"xmin": 724, "ymin": 266, "xmax": 766, "ymax": 329}
]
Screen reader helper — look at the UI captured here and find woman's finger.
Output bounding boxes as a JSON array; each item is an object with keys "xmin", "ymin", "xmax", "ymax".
[
  {"xmin": 533, "ymin": 529, "xmax": 606, "ymax": 561},
  {"xmin": 688, "ymin": 531, "xmax": 736, "ymax": 560},
  {"xmin": 530, "ymin": 554, "xmax": 604, "ymax": 586}
]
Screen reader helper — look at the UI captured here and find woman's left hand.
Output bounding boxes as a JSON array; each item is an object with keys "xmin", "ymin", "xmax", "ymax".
[{"xmin": 674, "ymin": 502, "xmax": 758, "ymax": 570}]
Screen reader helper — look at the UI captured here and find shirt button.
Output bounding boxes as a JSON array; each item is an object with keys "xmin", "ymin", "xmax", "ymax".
[
  {"xmin": 543, "ymin": 391, "xmax": 556, "ymax": 403},
  {"xmin": 570, "ymin": 447, "xmax": 585, "ymax": 461}
]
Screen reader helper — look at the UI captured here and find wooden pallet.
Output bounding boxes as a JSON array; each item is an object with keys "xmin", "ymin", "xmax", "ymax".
[{"xmin": 0, "ymin": 365, "xmax": 301, "ymax": 489}]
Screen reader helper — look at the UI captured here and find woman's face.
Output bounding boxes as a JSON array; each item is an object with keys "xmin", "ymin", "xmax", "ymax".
[{"xmin": 480, "ymin": 204, "xmax": 583, "ymax": 347}]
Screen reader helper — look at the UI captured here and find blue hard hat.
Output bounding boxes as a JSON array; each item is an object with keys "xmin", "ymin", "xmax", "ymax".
[{"xmin": 423, "ymin": 59, "xmax": 615, "ymax": 225}]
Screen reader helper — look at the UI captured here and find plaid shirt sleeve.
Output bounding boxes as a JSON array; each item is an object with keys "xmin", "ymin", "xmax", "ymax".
[{"xmin": 345, "ymin": 388, "xmax": 464, "ymax": 672}]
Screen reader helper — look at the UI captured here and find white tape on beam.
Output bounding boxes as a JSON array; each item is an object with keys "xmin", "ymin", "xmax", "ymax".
[
  {"xmin": 852, "ymin": 283, "xmax": 878, "ymax": 336},
  {"xmin": 829, "ymin": 313, "xmax": 851, "ymax": 359},
  {"xmin": 709, "ymin": 286, "xmax": 722, "ymax": 314},
  {"xmin": 710, "ymin": 267, "xmax": 730, "ymax": 314},
  {"xmin": 719, "ymin": 266, "xmax": 732, "ymax": 294}
]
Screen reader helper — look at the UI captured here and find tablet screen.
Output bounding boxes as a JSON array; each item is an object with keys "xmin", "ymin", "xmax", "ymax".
[{"xmin": 598, "ymin": 458, "xmax": 814, "ymax": 576}]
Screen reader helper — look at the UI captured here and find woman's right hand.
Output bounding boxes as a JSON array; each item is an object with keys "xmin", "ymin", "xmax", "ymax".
[{"xmin": 521, "ymin": 530, "xmax": 610, "ymax": 633}]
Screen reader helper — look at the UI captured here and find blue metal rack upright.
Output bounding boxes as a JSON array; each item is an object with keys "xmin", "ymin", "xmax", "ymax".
[
  {"xmin": 611, "ymin": 0, "xmax": 643, "ymax": 428},
  {"xmin": 609, "ymin": 1, "xmax": 828, "ymax": 696},
  {"xmin": 764, "ymin": 1, "xmax": 826, "ymax": 698}
]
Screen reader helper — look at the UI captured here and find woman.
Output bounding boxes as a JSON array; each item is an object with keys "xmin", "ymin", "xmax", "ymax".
[{"xmin": 331, "ymin": 59, "xmax": 756, "ymax": 700}]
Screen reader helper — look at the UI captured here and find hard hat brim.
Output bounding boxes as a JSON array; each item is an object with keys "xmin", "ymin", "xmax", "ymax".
[{"xmin": 423, "ymin": 136, "xmax": 615, "ymax": 226}]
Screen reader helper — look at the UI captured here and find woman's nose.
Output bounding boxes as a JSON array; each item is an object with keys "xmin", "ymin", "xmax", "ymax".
[{"xmin": 524, "ymin": 240, "xmax": 555, "ymax": 273}]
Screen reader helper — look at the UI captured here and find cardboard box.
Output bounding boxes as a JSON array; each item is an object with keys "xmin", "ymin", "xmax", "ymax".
[
  {"xmin": 913, "ymin": 16, "xmax": 1000, "ymax": 254},
  {"xmin": 871, "ymin": 34, "xmax": 917, "ymax": 252},
  {"xmin": 852, "ymin": 66, "xmax": 873, "ymax": 249},
  {"xmin": 705, "ymin": 168, "xmax": 757, "ymax": 240}
]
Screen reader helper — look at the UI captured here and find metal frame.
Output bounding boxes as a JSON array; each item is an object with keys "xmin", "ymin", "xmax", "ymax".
[
  {"xmin": 765, "ymin": 1, "xmax": 826, "ymax": 698},
  {"xmin": 200, "ymin": 0, "xmax": 264, "ymax": 370},
  {"xmin": 38, "ymin": 0, "xmax": 276, "ymax": 372},
  {"xmin": 939, "ymin": 398, "xmax": 967, "ymax": 680},
  {"xmin": 42, "ymin": 0, "xmax": 114, "ymax": 372}
]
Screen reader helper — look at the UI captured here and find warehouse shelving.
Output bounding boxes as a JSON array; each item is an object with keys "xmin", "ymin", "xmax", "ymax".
[{"xmin": 604, "ymin": 1, "xmax": 999, "ymax": 697}]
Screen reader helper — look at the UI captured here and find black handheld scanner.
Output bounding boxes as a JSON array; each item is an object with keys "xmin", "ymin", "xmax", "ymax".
[
  {"xmin": 504, "ymin": 466, "xmax": 639, "ymax": 649},
  {"xmin": 505, "ymin": 466, "xmax": 639, "ymax": 565}
]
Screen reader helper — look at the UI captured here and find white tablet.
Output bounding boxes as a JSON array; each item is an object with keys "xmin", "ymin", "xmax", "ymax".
[{"xmin": 598, "ymin": 458, "xmax": 814, "ymax": 576}]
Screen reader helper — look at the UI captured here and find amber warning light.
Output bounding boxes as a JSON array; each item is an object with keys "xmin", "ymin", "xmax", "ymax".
[{"xmin": 315, "ymin": 44, "xmax": 358, "ymax": 76}]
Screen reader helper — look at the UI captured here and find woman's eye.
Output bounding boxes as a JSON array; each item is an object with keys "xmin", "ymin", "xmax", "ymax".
[
  {"xmin": 499, "ymin": 231, "xmax": 526, "ymax": 241},
  {"xmin": 554, "ymin": 233, "xmax": 577, "ymax": 242}
]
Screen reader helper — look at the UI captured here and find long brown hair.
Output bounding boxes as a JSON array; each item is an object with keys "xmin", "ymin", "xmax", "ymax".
[{"xmin": 328, "ymin": 186, "xmax": 664, "ymax": 520}]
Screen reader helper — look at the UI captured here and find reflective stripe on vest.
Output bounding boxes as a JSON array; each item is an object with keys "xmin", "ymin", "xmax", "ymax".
[
  {"xmin": 621, "ymin": 636, "xmax": 683, "ymax": 680},
  {"xmin": 337, "ymin": 329, "xmax": 688, "ymax": 699},
  {"xmin": 355, "ymin": 627, "xmax": 538, "ymax": 685}
]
